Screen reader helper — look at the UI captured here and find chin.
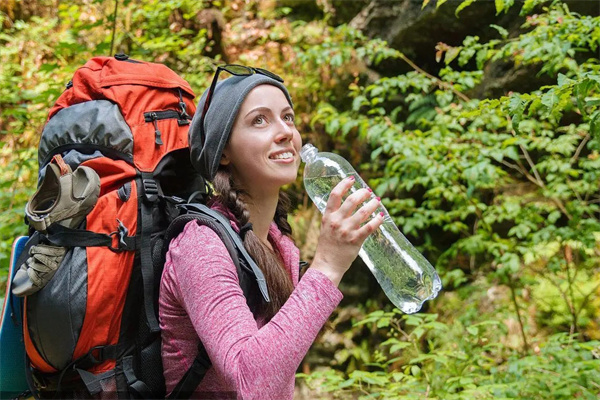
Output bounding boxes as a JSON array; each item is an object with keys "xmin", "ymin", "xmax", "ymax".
[
  {"xmin": 270, "ymin": 171, "xmax": 299, "ymax": 188},
  {"xmin": 275, "ymin": 176, "xmax": 298, "ymax": 188}
]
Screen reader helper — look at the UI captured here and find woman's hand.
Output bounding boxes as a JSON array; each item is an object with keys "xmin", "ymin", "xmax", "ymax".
[{"xmin": 310, "ymin": 176, "xmax": 384, "ymax": 286}]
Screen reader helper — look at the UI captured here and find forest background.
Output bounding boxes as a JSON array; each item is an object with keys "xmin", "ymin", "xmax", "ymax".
[{"xmin": 1, "ymin": 0, "xmax": 600, "ymax": 398}]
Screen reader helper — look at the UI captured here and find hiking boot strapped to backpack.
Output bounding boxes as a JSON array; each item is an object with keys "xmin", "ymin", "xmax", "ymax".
[
  {"xmin": 14, "ymin": 55, "xmax": 271, "ymax": 399},
  {"xmin": 12, "ymin": 155, "xmax": 101, "ymax": 297}
]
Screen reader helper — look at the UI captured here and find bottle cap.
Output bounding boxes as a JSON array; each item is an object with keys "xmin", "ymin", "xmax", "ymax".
[{"xmin": 300, "ymin": 143, "xmax": 318, "ymax": 163}]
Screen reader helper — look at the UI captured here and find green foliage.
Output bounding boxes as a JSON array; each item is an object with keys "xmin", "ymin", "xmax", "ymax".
[
  {"xmin": 308, "ymin": 0, "xmax": 600, "ymax": 335},
  {"xmin": 0, "ymin": 10, "xmax": 75, "ymax": 291},
  {"xmin": 123, "ymin": 0, "xmax": 214, "ymax": 89},
  {"xmin": 446, "ymin": 3, "xmax": 600, "ymax": 75},
  {"xmin": 2, "ymin": 0, "xmax": 600, "ymax": 396},
  {"xmin": 299, "ymin": 0, "xmax": 600, "ymax": 395},
  {"xmin": 299, "ymin": 311, "xmax": 600, "ymax": 399}
]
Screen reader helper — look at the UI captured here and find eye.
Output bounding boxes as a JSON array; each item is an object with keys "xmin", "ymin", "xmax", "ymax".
[
  {"xmin": 283, "ymin": 113, "xmax": 295, "ymax": 123},
  {"xmin": 253, "ymin": 115, "xmax": 266, "ymax": 125}
]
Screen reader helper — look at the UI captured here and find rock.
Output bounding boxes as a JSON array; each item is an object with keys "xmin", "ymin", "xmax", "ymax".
[
  {"xmin": 349, "ymin": 0, "xmax": 598, "ymax": 98},
  {"xmin": 350, "ymin": 0, "xmax": 523, "ymax": 76},
  {"xmin": 277, "ymin": 0, "xmax": 369, "ymax": 25}
]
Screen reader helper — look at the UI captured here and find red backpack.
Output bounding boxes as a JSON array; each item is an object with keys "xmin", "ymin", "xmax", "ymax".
[{"xmin": 17, "ymin": 55, "xmax": 270, "ymax": 399}]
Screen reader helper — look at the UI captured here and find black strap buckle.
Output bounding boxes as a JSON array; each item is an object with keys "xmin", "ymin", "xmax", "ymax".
[
  {"xmin": 77, "ymin": 344, "xmax": 118, "ymax": 370},
  {"xmin": 142, "ymin": 178, "xmax": 159, "ymax": 202},
  {"xmin": 31, "ymin": 372, "xmax": 48, "ymax": 390},
  {"xmin": 86, "ymin": 345, "xmax": 106, "ymax": 365},
  {"xmin": 108, "ymin": 219, "xmax": 137, "ymax": 253},
  {"xmin": 164, "ymin": 195, "xmax": 185, "ymax": 205}
]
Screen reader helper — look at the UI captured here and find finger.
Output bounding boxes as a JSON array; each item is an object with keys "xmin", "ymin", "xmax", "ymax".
[
  {"xmin": 355, "ymin": 212, "xmax": 385, "ymax": 241},
  {"xmin": 350, "ymin": 196, "xmax": 382, "ymax": 226},
  {"xmin": 324, "ymin": 176, "xmax": 356, "ymax": 214},
  {"xmin": 338, "ymin": 187, "xmax": 372, "ymax": 217}
]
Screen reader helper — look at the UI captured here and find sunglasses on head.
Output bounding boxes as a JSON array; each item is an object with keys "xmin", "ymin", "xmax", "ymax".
[{"xmin": 199, "ymin": 64, "xmax": 284, "ymax": 145}]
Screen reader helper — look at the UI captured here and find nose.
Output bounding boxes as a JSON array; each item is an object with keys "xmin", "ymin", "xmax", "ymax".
[{"xmin": 274, "ymin": 117, "xmax": 294, "ymax": 143}]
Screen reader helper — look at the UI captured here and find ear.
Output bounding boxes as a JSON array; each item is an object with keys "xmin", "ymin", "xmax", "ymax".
[{"xmin": 220, "ymin": 149, "xmax": 231, "ymax": 166}]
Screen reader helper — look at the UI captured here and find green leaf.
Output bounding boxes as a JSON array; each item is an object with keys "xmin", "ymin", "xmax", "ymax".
[
  {"xmin": 521, "ymin": 0, "xmax": 543, "ymax": 15},
  {"xmin": 508, "ymin": 94, "xmax": 528, "ymax": 133},
  {"xmin": 590, "ymin": 110, "xmax": 600, "ymax": 139},
  {"xmin": 436, "ymin": 0, "xmax": 448, "ymax": 9},
  {"xmin": 541, "ymin": 90, "xmax": 559, "ymax": 112},
  {"xmin": 467, "ymin": 326, "xmax": 479, "ymax": 336},
  {"xmin": 585, "ymin": 97, "xmax": 600, "ymax": 107},
  {"xmin": 341, "ymin": 119, "xmax": 357, "ymax": 137},
  {"xmin": 338, "ymin": 378, "xmax": 355, "ymax": 389},
  {"xmin": 377, "ymin": 317, "xmax": 390, "ymax": 328},
  {"xmin": 411, "ymin": 365, "xmax": 421, "ymax": 376},
  {"xmin": 326, "ymin": 118, "xmax": 340, "ymax": 135},
  {"xmin": 444, "ymin": 46, "xmax": 461, "ymax": 65},
  {"xmin": 547, "ymin": 210, "xmax": 561, "ymax": 224},
  {"xmin": 557, "ymin": 73, "xmax": 571, "ymax": 87},
  {"xmin": 413, "ymin": 327, "xmax": 426, "ymax": 339},
  {"xmin": 495, "ymin": 0, "xmax": 505, "ymax": 14},
  {"xmin": 455, "ymin": 0, "xmax": 477, "ymax": 16},
  {"xmin": 489, "ymin": 24, "xmax": 508, "ymax": 39},
  {"xmin": 352, "ymin": 95, "xmax": 368, "ymax": 111},
  {"xmin": 390, "ymin": 342, "xmax": 412, "ymax": 353},
  {"xmin": 575, "ymin": 79, "xmax": 594, "ymax": 118}
]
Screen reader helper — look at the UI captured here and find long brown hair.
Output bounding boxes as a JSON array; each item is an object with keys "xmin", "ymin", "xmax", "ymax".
[{"xmin": 210, "ymin": 167, "xmax": 295, "ymax": 321}]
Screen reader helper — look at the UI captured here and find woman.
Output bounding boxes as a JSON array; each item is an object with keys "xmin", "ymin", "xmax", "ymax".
[{"xmin": 159, "ymin": 65, "xmax": 384, "ymax": 399}]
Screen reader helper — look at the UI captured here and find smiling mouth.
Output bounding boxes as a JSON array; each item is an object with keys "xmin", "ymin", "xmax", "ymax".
[{"xmin": 269, "ymin": 151, "xmax": 294, "ymax": 160}]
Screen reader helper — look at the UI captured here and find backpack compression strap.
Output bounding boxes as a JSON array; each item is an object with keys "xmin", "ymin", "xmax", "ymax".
[
  {"xmin": 139, "ymin": 173, "xmax": 161, "ymax": 333},
  {"xmin": 162, "ymin": 204, "xmax": 269, "ymax": 399}
]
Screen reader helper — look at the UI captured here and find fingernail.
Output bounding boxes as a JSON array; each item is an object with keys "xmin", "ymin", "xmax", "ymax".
[
  {"xmin": 347, "ymin": 176, "xmax": 355, "ymax": 181},
  {"xmin": 376, "ymin": 197, "xmax": 381, "ymax": 201},
  {"xmin": 367, "ymin": 188, "xmax": 373, "ymax": 193},
  {"xmin": 379, "ymin": 212, "xmax": 384, "ymax": 217}
]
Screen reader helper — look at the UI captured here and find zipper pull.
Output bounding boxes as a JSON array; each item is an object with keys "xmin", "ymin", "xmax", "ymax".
[
  {"xmin": 177, "ymin": 89, "xmax": 191, "ymax": 124},
  {"xmin": 151, "ymin": 113, "xmax": 163, "ymax": 145}
]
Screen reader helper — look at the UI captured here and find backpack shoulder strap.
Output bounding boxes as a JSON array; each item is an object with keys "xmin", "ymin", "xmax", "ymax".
[
  {"xmin": 167, "ymin": 203, "xmax": 270, "ymax": 303},
  {"xmin": 163, "ymin": 203, "xmax": 270, "ymax": 399}
]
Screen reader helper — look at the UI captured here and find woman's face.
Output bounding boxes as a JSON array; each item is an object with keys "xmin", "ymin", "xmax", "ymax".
[{"xmin": 221, "ymin": 84, "xmax": 302, "ymax": 195}]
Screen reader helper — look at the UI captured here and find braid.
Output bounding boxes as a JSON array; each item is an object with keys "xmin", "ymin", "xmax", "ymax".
[
  {"xmin": 274, "ymin": 192, "xmax": 292, "ymax": 237},
  {"xmin": 212, "ymin": 169, "xmax": 294, "ymax": 321},
  {"xmin": 213, "ymin": 171, "xmax": 250, "ymax": 226}
]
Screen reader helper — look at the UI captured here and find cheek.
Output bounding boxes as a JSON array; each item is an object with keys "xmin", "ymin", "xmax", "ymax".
[
  {"xmin": 293, "ymin": 131, "xmax": 302, "ymax": 151},
  {"xmin": 233, "ymin": 141, "xmax": 264, "ymax": 171},
  {"xmin": 294, "ymin": 134, "xmax": 303, "ymax": 168}
]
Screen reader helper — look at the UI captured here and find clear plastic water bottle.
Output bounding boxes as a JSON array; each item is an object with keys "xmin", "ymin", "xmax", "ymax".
[{"xmin": 300, "ymin": 144, "xmax": 442, "ymax": 313}]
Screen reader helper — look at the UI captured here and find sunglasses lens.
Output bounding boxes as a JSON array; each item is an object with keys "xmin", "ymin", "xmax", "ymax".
[
  {"xmin": 255, "ymin": 67, "xmax": 283, "ymax": 82},
  {"xmin": 224, "ymin": 65, "xmax": 253, "ymax": 76}
]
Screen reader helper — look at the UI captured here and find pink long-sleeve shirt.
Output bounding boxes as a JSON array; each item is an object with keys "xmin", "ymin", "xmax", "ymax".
[{"xmin": 159, "ymin": 209, "xmax": 343, "ymax": 399}]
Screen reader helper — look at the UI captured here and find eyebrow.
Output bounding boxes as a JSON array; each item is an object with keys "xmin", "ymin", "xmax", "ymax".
[{"xmin": 244, "ymin": 106, "xmax": 294, "ymax": 119}]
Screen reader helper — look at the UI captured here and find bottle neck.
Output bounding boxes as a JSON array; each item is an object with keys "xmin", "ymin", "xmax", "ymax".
[{"xmin": 300, "ymin": 143, "xmax": 318, "ymax": 163}]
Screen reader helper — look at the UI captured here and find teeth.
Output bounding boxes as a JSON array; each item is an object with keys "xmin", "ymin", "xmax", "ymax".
[{"xmin": 271, "ymin": 152, "xmax": 293, "ymax": 160}]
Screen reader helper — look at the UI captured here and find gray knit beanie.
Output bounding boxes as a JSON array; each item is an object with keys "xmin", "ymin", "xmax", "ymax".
[{"xmin": 189, "ymin": 74, "xmax": 294, "ymax": 181}]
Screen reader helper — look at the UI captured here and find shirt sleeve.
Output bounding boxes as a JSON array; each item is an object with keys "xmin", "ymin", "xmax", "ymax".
[{"xmin": 168, "ymin": 221, "xmax": 343, "ymax": 399}]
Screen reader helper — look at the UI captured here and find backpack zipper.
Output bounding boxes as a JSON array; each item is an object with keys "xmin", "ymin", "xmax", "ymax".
[{"xmin": 144, "ymin": 110, "xmax": 187, "ymax": 145}]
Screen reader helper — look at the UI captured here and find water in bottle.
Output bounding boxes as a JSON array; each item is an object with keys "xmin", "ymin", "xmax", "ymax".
[{"xmin": 300, "ymin": 143, "xmax": 442, "ymax": 313}]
